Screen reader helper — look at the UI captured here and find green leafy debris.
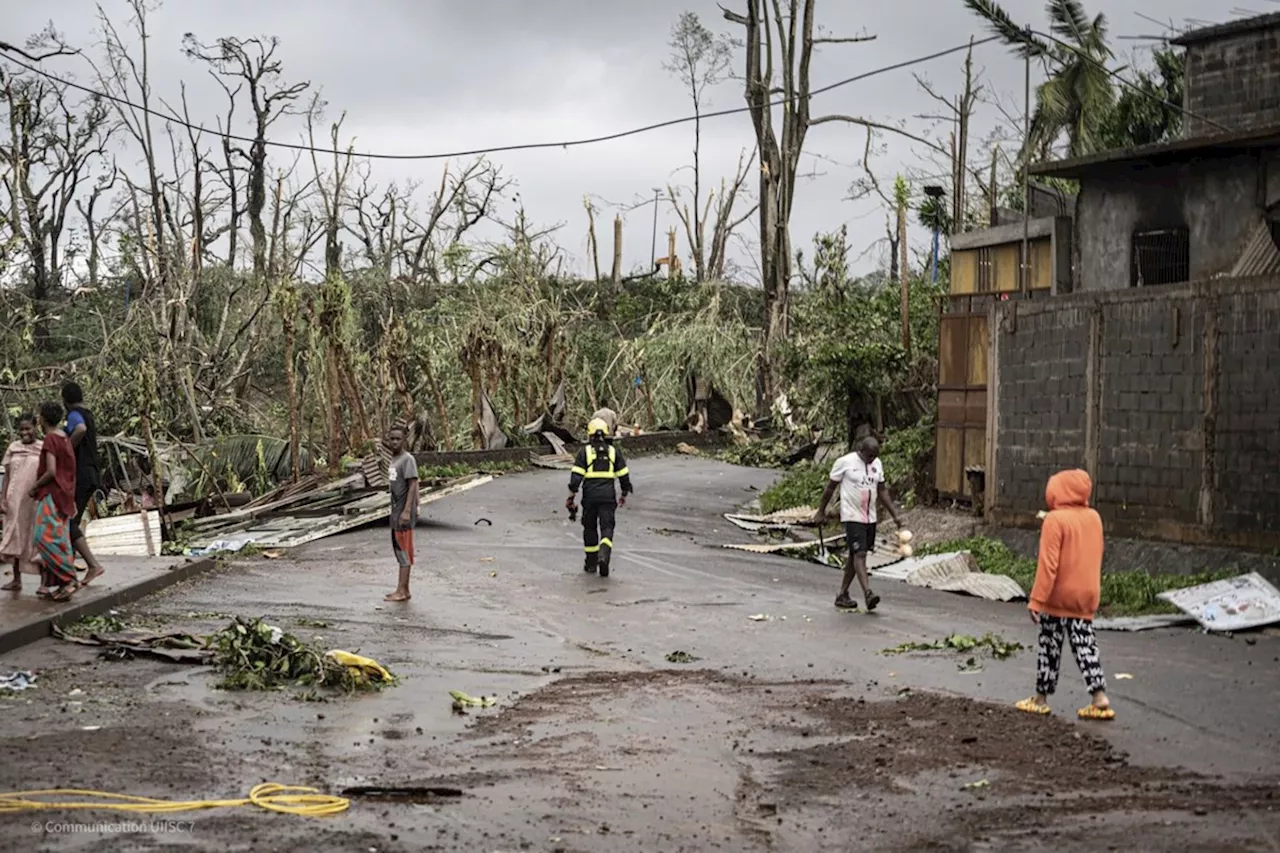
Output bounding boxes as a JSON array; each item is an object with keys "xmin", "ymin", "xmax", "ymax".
[
  {"xmin": 882, "ymin": 632, "xmax": 1023, "ymax": 660},
  {"xmin": 207, "ymin": 617, "xmax": 395, "ymax": 693}
]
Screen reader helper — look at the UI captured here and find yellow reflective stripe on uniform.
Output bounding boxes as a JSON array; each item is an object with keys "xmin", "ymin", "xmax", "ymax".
[
  {"xmin": 584, "ymin": 544, "xmax": 600, "ymax": 553},
  {"xmin": 570, "ymin": 466, "xmax": 587, "ymax": 475},
  {"xmin": 600, "ymin": 538, "xmax": 613, "ymax": 548},
  {"xmin": 583, "ymin": 444, "xmax": 619, "ymax": 478},
  {"xmin": 614, "ymin": 467, "xmax": 628, "ymax": 477}
]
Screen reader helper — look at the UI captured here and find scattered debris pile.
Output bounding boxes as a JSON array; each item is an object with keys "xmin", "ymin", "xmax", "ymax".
[
  {"xmin": 50, "ymin": 614, "xmax": 396, "ymax": 695},
  {"xmin": 208, "ymin": 617, "xmax": 396, "ymax": 693},
  {"xmin": 180, "ymin": 470, "xmax": 492, "ymax": 554}
]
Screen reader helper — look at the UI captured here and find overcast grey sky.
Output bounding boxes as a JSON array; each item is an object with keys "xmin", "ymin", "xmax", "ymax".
[{"xmin": 6, "ymin": 0, "xmax": 1230, "ymax": 279}]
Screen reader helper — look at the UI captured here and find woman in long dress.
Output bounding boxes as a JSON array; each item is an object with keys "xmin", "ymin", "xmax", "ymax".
[
  {"xmin": 0, "ymin": 413, "xmax": 41, "ymax": 592},
  {"xmin": 30, "ymin": 402, "xmax": 80, "ymax": 602}
]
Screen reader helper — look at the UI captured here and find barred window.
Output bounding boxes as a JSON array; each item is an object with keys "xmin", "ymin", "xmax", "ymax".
[{"xmin": 1131, "ymin": 228, "xmax": 1190, "ymax": 287}]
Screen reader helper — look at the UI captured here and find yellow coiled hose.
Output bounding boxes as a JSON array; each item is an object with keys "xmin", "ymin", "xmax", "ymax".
[{"xmin": 0, "ymin": 783, "xmax": 349, "ymax": 817}]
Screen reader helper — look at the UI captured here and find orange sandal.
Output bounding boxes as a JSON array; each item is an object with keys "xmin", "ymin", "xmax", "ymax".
[
  {"xmin": 1077, "ymin": 704, "xmax": 1115, "ymax": 721},
  {"xmin": 1015, "ymin": 697, "xmax": 1051, "ymax": 715}
]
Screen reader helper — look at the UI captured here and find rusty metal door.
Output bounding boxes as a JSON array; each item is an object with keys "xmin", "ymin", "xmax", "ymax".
[{"xmin": 935, "ymin": 307, "xmax": 988, "ymax": 499}]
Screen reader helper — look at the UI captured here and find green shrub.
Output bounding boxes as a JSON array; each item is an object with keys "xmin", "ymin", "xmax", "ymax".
[{"xmin": 759, "ymin": 463, "xmax": 830, "ymax": 514}]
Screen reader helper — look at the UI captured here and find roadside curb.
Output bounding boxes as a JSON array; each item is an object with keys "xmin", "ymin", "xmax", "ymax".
[{"xmin": 0, "ymin": 556, "xmax": 220, "ymax": 656}]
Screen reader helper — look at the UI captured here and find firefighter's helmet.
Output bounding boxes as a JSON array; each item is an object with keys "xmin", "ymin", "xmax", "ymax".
[{"xmin": 587, "ymin": 417, "xmax": 609, "ymax": 437}]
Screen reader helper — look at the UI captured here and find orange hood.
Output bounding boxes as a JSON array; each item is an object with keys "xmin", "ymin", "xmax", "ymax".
[{"xmin": 1045, "ymin": 469, "xmax": 1092, "ymax": 510}]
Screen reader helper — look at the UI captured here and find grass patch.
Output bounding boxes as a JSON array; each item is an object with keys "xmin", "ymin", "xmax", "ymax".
[{"xmin": 920, "ymin": 536, "xmax": 1242, "ymax": 616}]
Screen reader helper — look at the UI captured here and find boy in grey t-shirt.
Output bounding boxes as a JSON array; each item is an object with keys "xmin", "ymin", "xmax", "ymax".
[{"xmin": 385, "ymin": 426, "xmax": 419, "ymax": 602}]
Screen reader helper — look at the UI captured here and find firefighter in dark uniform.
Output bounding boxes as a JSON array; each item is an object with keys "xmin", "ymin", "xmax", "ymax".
[{"xmin": 566, "ymin": 418, "xmax": 633, "ymax": 578}]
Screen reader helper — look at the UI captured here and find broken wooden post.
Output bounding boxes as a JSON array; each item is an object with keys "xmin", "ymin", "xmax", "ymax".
[
  {"xmin": 898, "ymin": 196, "xmax": 910, "ymax": 355},
  {"xmin": 668, "ymin": 228, "xmax": 678, "ymax": 278},
  {"xmin": 611, "ymin": 215, "xmax": 623, "ymax": 285},
  {"xmin": 584, "ymin": 196, "xmax": 601, "ymax": 282}
]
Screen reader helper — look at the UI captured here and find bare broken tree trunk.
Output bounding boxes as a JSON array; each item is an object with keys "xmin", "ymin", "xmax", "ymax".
[
  {"xmin": 898, "ymin": 195, "xmax": 910, "ymax": 355},
  {"xmin": 611, "ymin": 216, "xmax": 622, "ymax": 285},
  {"xmin": 725, "ymin": 0, "xmax": 874, "ymax": 413},
  {"xmin": 584, "ymin": 197, "xmax": 601, "ymax": 281}
]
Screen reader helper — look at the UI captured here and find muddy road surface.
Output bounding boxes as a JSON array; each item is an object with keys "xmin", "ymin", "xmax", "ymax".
[{"xmin": 1, "ymin": 457, "xmax": 1276, "ymax": 852}]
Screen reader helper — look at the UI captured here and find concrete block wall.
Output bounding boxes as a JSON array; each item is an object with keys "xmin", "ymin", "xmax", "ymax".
[
  {"xmin": 990, "ymin": 276, "xmax": 1280, "ymax": 550},
  {"xmin": 1215, "ymin": 289, "xmax": 1280, "ymax": 533},
  {"xmin": 1183, "ymin": 22, "xmax": 1280, "ymax": 136},
  {"xmin": 993, "ymin": 304, "xmax": 1090, "ymax": 510},
  {"xmin": 1096, "ymin": 298, "xmax": 1205, "ymax": 523}
]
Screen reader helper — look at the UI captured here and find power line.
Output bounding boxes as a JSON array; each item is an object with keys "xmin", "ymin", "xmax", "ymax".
[
  {"xmin": 0, "ymin": 36, "xmax": 998, "ymax": 162},
  {"xmin": 1028, "ymin": 28, "xmax": 1233, "ymax": 134}
]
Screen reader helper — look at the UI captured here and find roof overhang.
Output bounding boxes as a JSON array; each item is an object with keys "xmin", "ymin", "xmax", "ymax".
[
  {"xmin": 1028, "ymin": 127, "xmax": 1280, "ymax": 181},
  {"xmin": 1170, "ymin": 12, "xmax": 1280, "ymax": 46}
]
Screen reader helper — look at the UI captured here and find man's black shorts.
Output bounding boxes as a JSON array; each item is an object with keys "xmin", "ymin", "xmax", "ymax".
[
  {"xmin": 844, "ymin": 522, "xmax": 877, "ymax": 554},
  {"xmin": 69, "ymin": 487, "xmax": 94, "ymax": 542}
]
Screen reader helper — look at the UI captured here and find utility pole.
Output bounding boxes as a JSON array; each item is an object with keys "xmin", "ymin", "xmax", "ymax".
[{"xmin": 1021, "ymin": 25, "xmax": 1032, "ymax": 294}]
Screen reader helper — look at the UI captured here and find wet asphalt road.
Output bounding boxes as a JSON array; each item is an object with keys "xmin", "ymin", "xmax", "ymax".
[{"xmin": 0, "ymin": 456, "xmax": 1277, "ymax": 852}]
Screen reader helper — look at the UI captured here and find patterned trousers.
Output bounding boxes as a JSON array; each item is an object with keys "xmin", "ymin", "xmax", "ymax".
[{"xmin": 1035, "ymin": 614, "xmax": 1107, "ymax": 696}]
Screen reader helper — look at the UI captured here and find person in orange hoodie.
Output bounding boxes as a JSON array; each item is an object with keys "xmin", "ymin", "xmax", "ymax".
[{"xmin": 1015, "ymin": 469, "xmax": 1115, "ymax": 720}]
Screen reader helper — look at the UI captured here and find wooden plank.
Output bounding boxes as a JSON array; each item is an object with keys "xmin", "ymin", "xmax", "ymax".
[
  {"xmin": 1031, "ymin": 237, "xmax": 1053, "ymax": 290},
  {"xmin": 937, "ymin": 390, "xmax": 966, "ymax": 426},
  {"xmin": 994, "ymin": 244, "xmax": 1020, "ymax": 292},
  {"xmin": 951, "ymin": 250, "xmax": 977, "ymax": 294},
  {"xmin": 84, "ymin": 511, "xmax": 161, "ymax": 557},
  {"xmin": 966, "ymin": 315, "xmax": 988, "ymax": 386},
  {"xmin": 938, "ymin": 316, "xmax": 969, "ymax": 387},
  {"xmin": 935, "ymin": 427, "xmax": 964, "ymax": 495},
  {"xmin": 963, "ymin": 426, "xmax": 986, "ymax": 496},
  {"xmin": 964, "ymin": 389, "xmax": 987, "ymax": 428},
  {"xmin": 188, "ymin": 475, "xmax": 493, "ymax": 550}
]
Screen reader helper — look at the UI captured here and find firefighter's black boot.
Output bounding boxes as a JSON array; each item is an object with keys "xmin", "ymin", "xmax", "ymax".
[{"xmin": 583, "ymin": 554, "xmax": 598, "ymax": 574}]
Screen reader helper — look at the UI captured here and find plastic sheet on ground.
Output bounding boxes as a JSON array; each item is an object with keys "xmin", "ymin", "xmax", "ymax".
[
  {"xmin": 1157, "ymin": 572, "xmax": 1280, "ymax": 632},
  {"xmin": 1094, "ymin": 614, "xmax": 1198, "ymax": 632},
  {"xmin": 0, "ymin": 671, "xmax": 37, "ymax": 691}
]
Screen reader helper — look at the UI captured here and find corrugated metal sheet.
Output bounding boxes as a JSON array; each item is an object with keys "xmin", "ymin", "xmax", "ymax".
[{"xmin": 1229, "ymin": 221, "xmax": 1280, "ymax": 277}]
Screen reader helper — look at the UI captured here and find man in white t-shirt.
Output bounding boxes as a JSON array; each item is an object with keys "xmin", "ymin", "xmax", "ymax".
[{"xmin": 813, "ymin": 436, "xmax": 902, "ymax": 612}]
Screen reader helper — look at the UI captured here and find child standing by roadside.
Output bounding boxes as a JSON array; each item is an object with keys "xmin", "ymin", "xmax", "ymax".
[
  {"xmin": 1016, "ymin": 469, "xmax": 1115, "ymax": 720},
  {"xmin": 384, "ymin": 426, "xmax": 419, "ymax": 603}
]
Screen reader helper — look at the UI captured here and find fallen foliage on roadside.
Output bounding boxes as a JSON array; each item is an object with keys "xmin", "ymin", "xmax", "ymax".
[
  {"xmin": 208, "ymin": 617, "xmax": 396, "ymax": 694},
  {"xmin": 882, "ymin": 632, "xmax": 1024, "ymax": 660},
  {"xmin": 919, "ymin": 536, "xmax": 1242, "ymax": 616}
]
